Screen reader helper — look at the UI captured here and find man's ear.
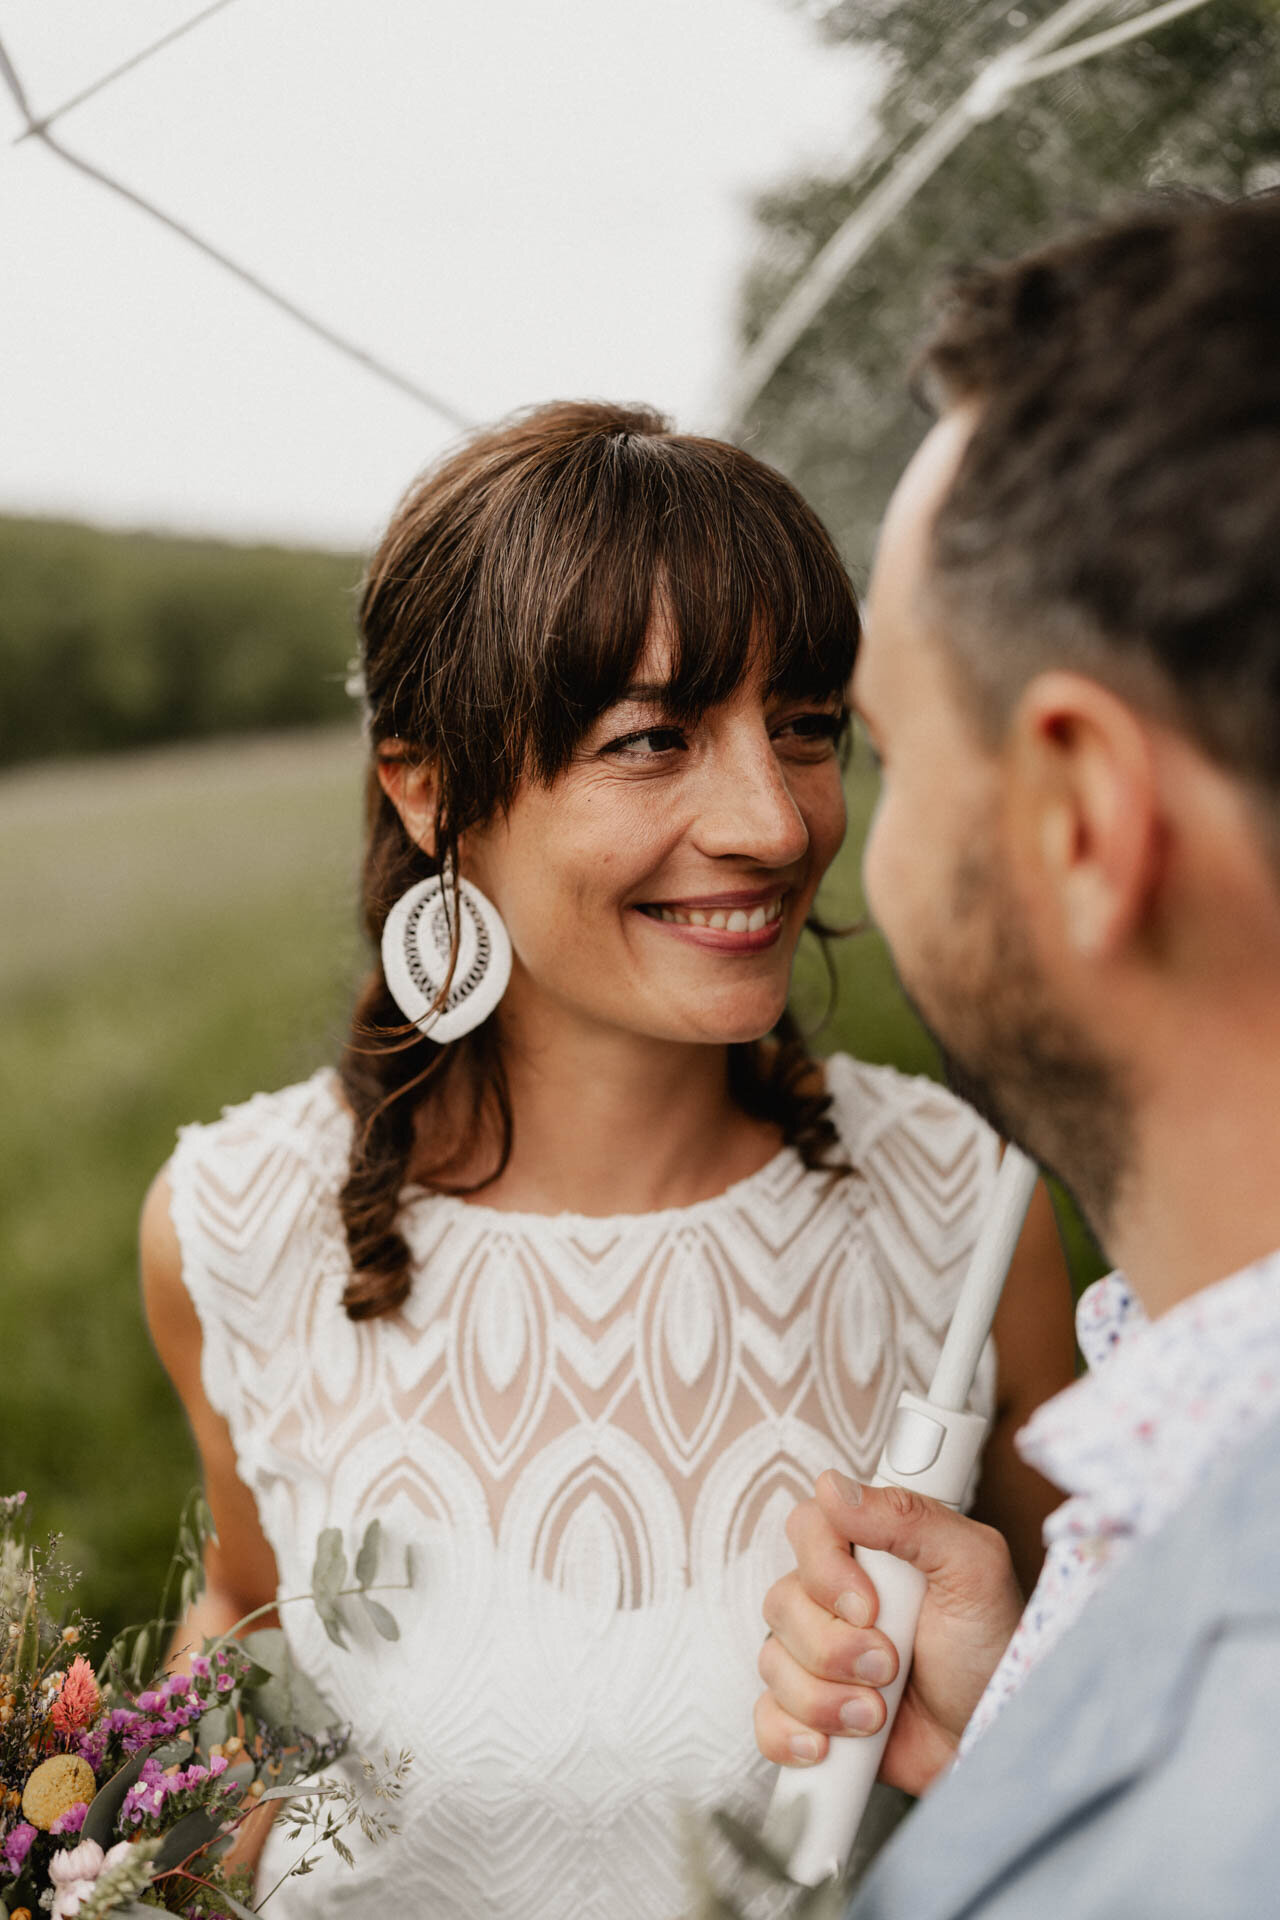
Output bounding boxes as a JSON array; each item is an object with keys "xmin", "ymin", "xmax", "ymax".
[
  {"xmin": 376, "ymin": 743, "xmax": 437, "ymax": 853},
  {"xmin": 1009, "ymin": 672, "xmax": 1164, "ymax": 960}
]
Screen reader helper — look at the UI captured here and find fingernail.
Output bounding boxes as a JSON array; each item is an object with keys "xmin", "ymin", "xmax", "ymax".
[
  {"xmin": 839, "ymin": 1697, "xmax": 879, "ymax": 1734},
  {"xmin": 834, "ymin": 1590, "xmax": 870, "ymax": 1629},
  {"xmin": 854, "ymin": 1651, "xmax": 894, "ymax": 1687},
  {"xmin": 829, "ymin": 1472, "xmax": 863, "ymax": 1507},
  {"xmin": 788, "ymin": 1733, "xmax": 822, "ymax": 1763}
]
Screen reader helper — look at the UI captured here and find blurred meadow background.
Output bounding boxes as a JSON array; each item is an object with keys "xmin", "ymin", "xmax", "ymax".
[{"xmin": 3, "ymin": 0, "xmax": 1277, "ymax": 1642}]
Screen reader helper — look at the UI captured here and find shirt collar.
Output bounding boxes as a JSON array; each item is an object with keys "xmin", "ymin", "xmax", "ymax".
[{"xmin": 1016, "ymin": 1249, "xmax": 1280, "ymax": 1542}]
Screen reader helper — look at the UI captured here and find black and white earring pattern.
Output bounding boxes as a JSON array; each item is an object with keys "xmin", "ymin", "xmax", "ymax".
[{"xmin": 381, "ymin": 874, "xmax": 512, "ymax": 1042}]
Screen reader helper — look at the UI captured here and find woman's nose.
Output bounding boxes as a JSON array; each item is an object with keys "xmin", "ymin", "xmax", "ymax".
[{"xmin": 692, "ymin": 735, "xmax": 810, "ymax": 868}]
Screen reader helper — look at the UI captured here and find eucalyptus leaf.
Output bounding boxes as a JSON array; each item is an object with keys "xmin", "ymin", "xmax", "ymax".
[
  {"xmin": 256, "ymin": 1779, "xmax": 341, "ymax": 1805},
  {"xmin": 268, "ymin": 1749, "xmax": 327, "ymax": 1791},
  {"xmin": 354, "ymin": 1517, "xmax": 382, "ymax": 1589},
  {"xmin": 239, "ymin": 1627, "xmax": 342, "ymax": 1739},
  {"xmin": 196, "ymin": 1704, "xmax": 232, "ymax": 1752},
  {"xmin": 152, "ymin": 1806, "xmax": 222, "ymax": 1873},
  {"xmin": 358, "ymin": 1593, "xmax": 400, "ymax": 1642},
  {"xmin": 711, "ymin": 1807, "xmax": 793, "ymax": 1883},
  {"xmin": 315, "ymin": 1596, "xmax": 349, "ymax": 1649},
  {"xmin": 235, "ymin": 1658, "xmax": 276, "ymax": 1692},
  {"xmin": 117, "ymin": 1622, "xmax": 155, "ymax": 1693},
  {"xmin": 81, "ymin": 1750, "xmax": 151, "ymax": 1849},
  {"xmin": 311, "ymin": 1527, "xmax": 348, "ymax": 1602},
  {"xmin": 795, "ymin": 1878, "xmax": 852, "ymax": 1920}
]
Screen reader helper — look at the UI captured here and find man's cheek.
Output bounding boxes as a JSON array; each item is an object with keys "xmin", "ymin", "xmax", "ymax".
[{"xmin": 860, "ymin": 805, "xmax": 896, "ymax": 937}]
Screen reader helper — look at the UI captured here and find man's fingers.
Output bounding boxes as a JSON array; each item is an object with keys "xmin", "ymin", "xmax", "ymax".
[
  {"xmin": 757, "ymin": 1625, "xmax": 890, "ymax": 1744},
  {"xmin": 785, "ymin": 1496, "xmax": 881, "ymax": 1627},
  {"xmin": 762, "ymin": 1571, "xmax": 900, "ymax": 1689},
  {"xmin": 813, "ymin": 1472, "xmax": 1016, "ymax": 1607},
  {"xmin": 754, "ymin": 1688, "xmax": 829, "ymax": 1768}
]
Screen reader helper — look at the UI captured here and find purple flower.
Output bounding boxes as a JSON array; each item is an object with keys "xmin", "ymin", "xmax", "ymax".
[
  {"xmin": 51, "ymin": 1801, "xmax": 89, "ymax": 1836},
  {"xmin": 121, "ymin": 1757, "xmax": 171, "ymax": 1827},
  {"xmin": 2, "ymin": 1822, "xmax": 37, "ymax": 1871}
]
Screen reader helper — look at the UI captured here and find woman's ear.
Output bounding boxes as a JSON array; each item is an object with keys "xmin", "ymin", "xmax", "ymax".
[{"xmin": 376, "ymin": 743, "xmax": 437, "ymax": 854}]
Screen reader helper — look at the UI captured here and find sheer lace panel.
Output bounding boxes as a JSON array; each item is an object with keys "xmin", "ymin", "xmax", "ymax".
[{"xmin": 168, "ymin": 1059, "xmax": 999, "ymax": 1920}]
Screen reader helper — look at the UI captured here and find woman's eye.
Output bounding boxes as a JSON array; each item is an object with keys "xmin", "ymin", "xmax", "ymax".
[
  {"xmin": 601, "ymin": 726, "xmax": 688, "ymax": 758},
  {"xmin": 775, "ymin": 710, "xmax": 845, "ymax": 751}
]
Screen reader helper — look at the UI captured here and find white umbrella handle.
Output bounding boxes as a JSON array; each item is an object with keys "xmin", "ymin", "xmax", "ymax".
[{"xmin": 763, "ymin": 1148, "xmax": 1040, "ymax": 1886}]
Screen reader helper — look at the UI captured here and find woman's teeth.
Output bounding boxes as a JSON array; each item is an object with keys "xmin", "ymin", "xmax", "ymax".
[{"xmin": 645, "ymin": 898, "xmax": 784, "ymax": 933}]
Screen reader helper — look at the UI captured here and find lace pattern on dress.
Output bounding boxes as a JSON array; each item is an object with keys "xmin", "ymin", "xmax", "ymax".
[{"xmin": 167, "ymin": 1057, "xmax": 999, "ymax": 1920}]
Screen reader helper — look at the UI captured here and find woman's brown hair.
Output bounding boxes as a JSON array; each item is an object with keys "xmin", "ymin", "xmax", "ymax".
[{"xmin": 339, "ymin": 400, "xmax": 860, "ymax": 1320}]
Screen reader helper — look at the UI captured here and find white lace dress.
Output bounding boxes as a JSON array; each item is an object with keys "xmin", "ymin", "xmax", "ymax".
[{"xmin": 167, "ymin": 1055, "xmax": 999, "ymax": 1919}]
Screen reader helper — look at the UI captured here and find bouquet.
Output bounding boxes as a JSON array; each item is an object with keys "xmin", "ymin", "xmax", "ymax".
[{"xmin": 0, "ymin": 1491, "xmax": 411, "ymax": 1920}]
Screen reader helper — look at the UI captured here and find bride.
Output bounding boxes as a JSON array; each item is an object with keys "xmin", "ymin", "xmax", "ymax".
[{"xmin": 141, "ymin": 401, "xmax": 1074, "ymax": 1918}]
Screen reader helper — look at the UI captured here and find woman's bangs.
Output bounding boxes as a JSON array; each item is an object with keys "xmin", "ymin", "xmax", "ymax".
[
  {"xmin": 522, "ymin": 433, "xmax": 858, "ymax": 781},
  {"xmin": 656, "ymin": 470, "xmax": 858, "ymax": 720}
]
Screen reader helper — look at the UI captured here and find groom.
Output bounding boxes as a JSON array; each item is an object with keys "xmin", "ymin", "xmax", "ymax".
[{"xmin": 755, "ymin": 191, "xmax": 1280, "ymax": 1915}]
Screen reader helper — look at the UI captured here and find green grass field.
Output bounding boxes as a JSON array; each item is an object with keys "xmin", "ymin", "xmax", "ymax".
[
  {"xmin": 1, "ymin": 728, "xmax": 365, "ymax": 1639},
  {"xmin": 0, "ymin": 726, "xmax": 1101, "ymax": 1641}
]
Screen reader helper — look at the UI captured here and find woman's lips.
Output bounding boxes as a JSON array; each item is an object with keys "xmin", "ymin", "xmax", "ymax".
[{"xmin": 634, "ymin": 891, "xmax": 787, "ymax": 951}]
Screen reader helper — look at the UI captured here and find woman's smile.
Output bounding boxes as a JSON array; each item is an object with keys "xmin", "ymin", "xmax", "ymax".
[{"xmin": 634, "ymin": 887, "xmax": 788, "ymax": 950}]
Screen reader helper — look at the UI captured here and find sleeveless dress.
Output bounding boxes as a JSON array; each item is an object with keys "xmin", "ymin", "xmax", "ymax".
[{"xmin": 167, "ymin": 1055, "xmax": 999, "ymax": 1919}]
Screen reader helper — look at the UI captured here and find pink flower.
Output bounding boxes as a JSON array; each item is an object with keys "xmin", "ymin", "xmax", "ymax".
[
  {"xmin": 2, "ymin": 1821, "xmax": 37, "ymax": 1871},
  {"xmin": 51, "ymin": 1656, "xmax": 100, "ymax": 1738},
  {"xmin": 50, "ymin": 1801, "xmax": 89, "ymax": 1836},
  {"xmin": 48, "ymin": 1838, "xmax": 133, "ymax": 1920}
]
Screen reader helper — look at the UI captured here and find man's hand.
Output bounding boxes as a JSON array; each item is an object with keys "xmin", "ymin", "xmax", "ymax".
[{"xmin": 755, "ymin": 1472, "xmax": 1025, "ymax": 1798}]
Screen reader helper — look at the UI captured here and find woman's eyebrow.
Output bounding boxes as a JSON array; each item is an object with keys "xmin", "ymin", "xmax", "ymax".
[{"xmin": 619, "ymin": 681, "xmax": 675, "ymax": 703}]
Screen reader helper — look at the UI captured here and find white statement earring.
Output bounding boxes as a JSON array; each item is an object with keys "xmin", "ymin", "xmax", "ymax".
[{"xmin": 381, "ymin": 873, "xmax": 512, "ymax": 1041}]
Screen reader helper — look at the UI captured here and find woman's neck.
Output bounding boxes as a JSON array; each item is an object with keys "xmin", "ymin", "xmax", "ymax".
[{"xmin": 428, "ymin": 1000, "xmax": 783, "ymax": 1218}]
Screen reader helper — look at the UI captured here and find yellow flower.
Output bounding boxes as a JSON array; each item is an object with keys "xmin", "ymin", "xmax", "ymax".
[{"xmin": 21, "ymin": 1754, "xmax": 95, "ymax": 1831}]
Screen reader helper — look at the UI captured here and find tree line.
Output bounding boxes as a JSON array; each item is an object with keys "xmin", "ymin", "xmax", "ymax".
[{"xmin": 0, "ymin": 514, "xmax": 362, "ymax": 767}]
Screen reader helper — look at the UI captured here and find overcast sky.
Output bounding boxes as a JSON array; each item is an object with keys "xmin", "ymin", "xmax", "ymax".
[{"xmin": 0, "ymin": 1, "xmax": 877, "ymax": 548}]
